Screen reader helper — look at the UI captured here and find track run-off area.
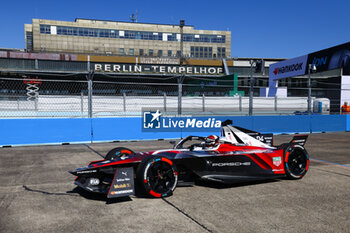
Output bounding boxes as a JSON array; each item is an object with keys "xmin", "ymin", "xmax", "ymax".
[{"xmin": 0, "ymin": 132, "xmax": 349, "ymax": 233}]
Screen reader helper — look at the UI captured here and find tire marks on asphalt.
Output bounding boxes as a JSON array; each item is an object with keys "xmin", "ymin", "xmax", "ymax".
[
  {"xmin": 313, "ymin": 167, "xmax": 350, "ymax": 178},
  {"xmin": 83, "ymin": 144, "xmax": 104, "ymax": 158},
  {"xmin": 162, "ymin": 198, "xmax": 213, "ymax": 233}
]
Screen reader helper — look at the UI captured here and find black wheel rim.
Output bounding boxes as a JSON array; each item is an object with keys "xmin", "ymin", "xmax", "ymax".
[
  {"xmin": 287, "ymin": 148, "xmax": 307, "ymax": 176},
  {"xmin": 146, "ymin": 161, "xmax": 176, "ymax": 194}
]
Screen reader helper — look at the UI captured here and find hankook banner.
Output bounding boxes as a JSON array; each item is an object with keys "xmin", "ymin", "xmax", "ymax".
[
  {"xmin": 268, "ymin": 41, "xmax": 350, "ymax": 96},
  {"xmin": 269, "ymin": 55, "xmax": 308, "ymax": 81}
]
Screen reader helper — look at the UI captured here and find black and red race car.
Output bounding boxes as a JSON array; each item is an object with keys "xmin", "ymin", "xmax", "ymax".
[{"xmin": 69, "ymin": 120, "xmax": 309, "ymax": 199}]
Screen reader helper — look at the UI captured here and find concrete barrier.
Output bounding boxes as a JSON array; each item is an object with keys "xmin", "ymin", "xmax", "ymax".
[{"xmin": 0, "ymin": 115, "xmax": 349, "ymax": 147}]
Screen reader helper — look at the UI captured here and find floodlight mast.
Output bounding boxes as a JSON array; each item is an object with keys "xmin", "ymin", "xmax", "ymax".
[
  {"xmin": 249, "ymin": 59, "xmax": 265, "ymax": 116},
  {"xmin": 179, "ymin": 20, "xmax": 185, "ymax": 65},
  {"xmin": 307, "ymin": 64, "xmax": 317, "ymax": 114}
]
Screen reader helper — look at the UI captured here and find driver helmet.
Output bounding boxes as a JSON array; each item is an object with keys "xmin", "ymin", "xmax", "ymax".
[{"xmin": 205, "ymin": 135, "xmax": 220, "ymax": 147}]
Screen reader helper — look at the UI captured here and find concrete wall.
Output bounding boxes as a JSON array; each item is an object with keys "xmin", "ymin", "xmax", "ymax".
[{"xmin": 0, "ymin": 115, "xmax": 349, "ymax": 147}]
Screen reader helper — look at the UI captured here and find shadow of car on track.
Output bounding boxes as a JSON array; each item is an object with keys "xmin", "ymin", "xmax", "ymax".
[
  {"xmin": 193, "ymin": 179, "xmax": 280, "ymax": 189},
  {"xmin": 70, "ymin": 179, "xmax": 282, "ymax": 203},
  {"xmin": 22, "ymin": 179, "xmax": 283, "ymax": 205}
]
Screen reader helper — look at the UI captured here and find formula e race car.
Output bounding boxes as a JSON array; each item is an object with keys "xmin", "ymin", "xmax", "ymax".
[{"xmin": 69, "ymin": 120, "xmax": 309, "ymax": 199}]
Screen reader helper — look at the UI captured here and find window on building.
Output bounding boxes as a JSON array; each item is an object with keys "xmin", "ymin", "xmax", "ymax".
[
  {"xmin": 120, "ymin": 48, "xmax": 125, "ymax": 55},
  {"xmin": 39, "ymin": 24, "xmax": 226, "ymax": 45},
  {"xmin": 139, "ymin": 49, "xmax": 144, "ymax": 56},
  {"xmin": 129, "ymin": 48, "xmax": 134, "ymax": 55},
  {"xmin": 40, "ymin": 25, "xmax": 51, "ymax": 34},
  {"xmin": 190, "ymin": 46, "xmax": 213, "ymax": 58},
  {"xmin": 176, "ymin": 50, "xmax": 181, "ymax": 58},
  {"xmin": 157, "ymin": 50, "xmax": 163, "ymax": 57},
  {"xmin": 217, "ymin": 47, "xmax": 226, "ymax": 58},
  {"xmin": 26, "ymin": 32, "xmax": 33, "ymax": 51},
  {"xmin": 149, "ymin": 49, "xmax": 154, "ymax": 56},
  {"xmin": 168, "ymin": 50, "xmax": 172, "ymax": 57}
]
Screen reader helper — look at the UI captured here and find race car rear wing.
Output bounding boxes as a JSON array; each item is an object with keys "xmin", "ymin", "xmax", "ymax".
[{"xmin": 290, "ymin": 135, "xmax": 308, "ymax": 146}]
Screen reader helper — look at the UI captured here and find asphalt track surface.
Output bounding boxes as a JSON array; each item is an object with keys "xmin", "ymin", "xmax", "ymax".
[{"xmin": 0, "ymin": 132, "xmax": 349, "ymax": 233}]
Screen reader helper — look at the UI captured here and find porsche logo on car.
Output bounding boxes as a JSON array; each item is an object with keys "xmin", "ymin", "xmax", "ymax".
[{"xmin": 212, "ymin": 162, "xmax": 251, "ymax": 167}]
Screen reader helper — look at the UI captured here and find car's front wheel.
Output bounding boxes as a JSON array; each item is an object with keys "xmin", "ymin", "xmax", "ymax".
[{"xmin": 137, "ymin": 155, "xmax": 178, "ymax": 198}]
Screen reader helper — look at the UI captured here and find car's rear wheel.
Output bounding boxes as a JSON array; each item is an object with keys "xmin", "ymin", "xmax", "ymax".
[
  {"xmin": 105, "ymin": 147, "xmax": 135, "ymax": 160},
  {"xmin": 284, "ymin": 144, "xmax": 309, "ymax": 179},
  {"xmin": 137, "ymin": 155, "xmax": 178, "ymax": 198}
]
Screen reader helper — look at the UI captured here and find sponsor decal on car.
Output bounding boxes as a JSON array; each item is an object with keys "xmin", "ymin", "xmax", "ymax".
[
  {"xmin": 212, "ymin": 162, "xmax": 251, "ymax": 167},
  {"xmin": 107, "ymin": 167, "xmax": 135, "ymax": 198},
  {"xmin": 273, "ymin": 157, "xmax": 282, "ymax": 167},
  {"xmin": 76, "ymin": 169, "xmax": 97, "ymax": 174}
]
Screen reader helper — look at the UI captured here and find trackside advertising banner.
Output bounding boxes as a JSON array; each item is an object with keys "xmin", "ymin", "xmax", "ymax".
[
  {"xmin": 268, "ymin": 55, "xmax": 308, "ymax": 96},
  {"xmin": 142, "ymin": 110, "xmax": 222, "ymax": 132},
  {"xmin": 307, "ymin": 41, "xmax": 350, "ymax": 75},
  {"xmin": 269, "ymin": 55, "xmax": 308, "ymax": 81}
]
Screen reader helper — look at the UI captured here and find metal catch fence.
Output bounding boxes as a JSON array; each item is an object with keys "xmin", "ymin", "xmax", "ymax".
[{"xmin": 0, "ymin": 77, "xmax": 330, "ymax": 118}]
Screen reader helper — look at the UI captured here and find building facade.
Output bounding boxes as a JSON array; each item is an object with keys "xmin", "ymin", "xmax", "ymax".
[{"xmin": 25, "ymin": 18, "xmax": 231, "ymax": 59}]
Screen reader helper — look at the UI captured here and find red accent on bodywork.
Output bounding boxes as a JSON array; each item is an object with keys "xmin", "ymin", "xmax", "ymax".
[
  {"xmin": 161, "ymin": 157, "xmax": 173, "ymax": 166},
  {"xmin": 120, "ymin": 150, "xmax": 132, "ymax": 154},
  {"xmin": 88, "ymin": 159, "xmax": 105, "ymax": 165},
  {"xmin": 149, "ymin": 190, "xmax": 161, "ymax": 198},
  {"xmin": 285, "ymin": 152, "xmax": 290, "ymax": 163},
  {"xmin": 306, "ymin": 159, "xmax": 309, "ymax": 171},
  {"xmin": 244, "ymin": 154, "xmax": 271, "ymax": 170},
  {"xmin": 89, "ymin": 155, "xmax": 148, "ymax": 168},
  {"xmin": 216, "ymin": 144, "xmax": 284, "ymax": 171},
  {"xmin": 107, "ymin": 169, "xmax": 118, "ymax": 196},
  {"xmin": 144, "ymin": 179, "xmax": 148, "ymax": 184}
]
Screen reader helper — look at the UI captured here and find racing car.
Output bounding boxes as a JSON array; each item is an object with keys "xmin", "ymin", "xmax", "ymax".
[{"xmin": 69, "ymin": 120, "xmax": 309, "ymax": 199}]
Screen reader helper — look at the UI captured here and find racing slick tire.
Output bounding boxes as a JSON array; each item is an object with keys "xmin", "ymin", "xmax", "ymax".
[
  {"xmin": 283, "ymin": 144, "xmax": 309, "ymax": 179},
  {"xmin": 136, "ymin": 155, "xmax": 178, "ymax": 198},
  {"xmin": 105, "ymin": 147, "xmax": 135, "ymax": 160}
]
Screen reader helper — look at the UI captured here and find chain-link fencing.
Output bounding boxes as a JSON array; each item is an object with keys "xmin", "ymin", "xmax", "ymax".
[{"xmin": 0, "ymin": 76, "xmax": 333, "ymax": 118}]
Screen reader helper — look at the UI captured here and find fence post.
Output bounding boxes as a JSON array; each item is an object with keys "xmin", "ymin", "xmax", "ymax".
[
  {"xmin": 80, "ymin": 91, "xmax": 84, "ymax": 114},
  {"xmin": 239, "ymin": 94, "xmax": 242, "ymax": 112},
  {"xmin": 163, "ymin": 92, "xmax": 167, "ymax": 112},
  {"xmin": 177, "ymin": 75, "xmax": 185, "ymax": 115},
  {"xmin": 34, "ymin": 95, "xmax": 38, "ymax": 111},
  {"xmin": 274, "ymin": 95, "xmax": 278, "ymax": 112},
  {"xmin": 123, "ymin": 92, "xmax": 126, "ymax": 112},
  {"xmin": 87, "ymin": 55, "xmax": 90, "ymax": 71},
  {"xmin": 202, "ymin": 94, "xmax": 205, "ymax": 112},
  {"xmin": 249, "ymin": 60, "xmax": 255, "ymax": 116},
  {"xmin": 87, "ymin": 70, "xmax": 94, "ymax": 118}
]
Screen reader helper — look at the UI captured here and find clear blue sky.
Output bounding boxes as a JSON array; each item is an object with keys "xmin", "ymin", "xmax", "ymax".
[{"xmin": 1, "ymin": 0, "xmax": 349, "ymax": 58}]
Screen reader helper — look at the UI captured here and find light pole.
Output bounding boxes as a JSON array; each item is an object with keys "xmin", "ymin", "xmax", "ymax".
[
  {"xmin": 307, "ymin": 64, "xmax": 316, "ymax": 114},
  {"xmin": 248, "ymin": 59, "xmax": 264, "ymax": 116},
  {"xmin": 179, "ymin": 20, "xmax": 185, "ymax": 65}
]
